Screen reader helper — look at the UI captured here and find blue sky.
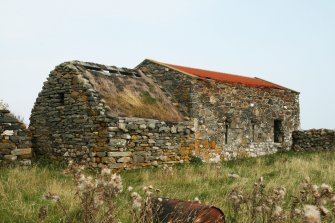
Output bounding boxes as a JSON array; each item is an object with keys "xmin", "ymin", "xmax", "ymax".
[{"xmin": 0, "ymin": 0, "xmax": 334, "ymax": 129}]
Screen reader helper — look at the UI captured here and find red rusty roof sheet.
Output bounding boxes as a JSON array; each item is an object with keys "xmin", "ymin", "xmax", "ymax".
[{"xmin": 159, "ymin": 62, "xmax": 286, "ymax": 90}]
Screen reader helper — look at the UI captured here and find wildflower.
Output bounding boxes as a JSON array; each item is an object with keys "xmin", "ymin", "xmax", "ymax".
[
  {"xmin": 76, "ymin": 173, "xmax": 86, "ymax": 182},
  {"xmin": 158, "ymin": 197, "xmax": 163, "ymax": 202},
  {"xmin": 294, "ymin": 208, "xmax": 302, "ymax": 215},
  {"xmin": 132, "ymin": 199, "xmax": 142, "ymax": 210},
  {"xmin": 278, "ymin": 187, "xmax": 286, "ymax": 199},
  {"xmin": 263, "ymin": 205, "xmax": 271, "ymax": 212},
  {"xmin": 194, "ymin": 197, "xmax": 201, "ymax": 203},
  {"xmin": 303, "ymin": 205, "xmax": 321, "ymax": 223},
  {"xmin": 38, "ymin": 206, "xmax": 48, "ymax": 221},
  {"xmin": 86, "ymin": 176, "xmax": 96, "ymax": 189},
  {"xmin": 311, "ymin": 185, "xmax": 318, "ymax": 193},
  {"xmin": 101, "ymin": 168, "xmax": 111, "ymax": 176},
  {"xmin": 255, "ymin": 206, "xmax": 263, "ymax": 212},
  {"xmin": 148, "ymin": 185, "xmax": 153, "ymax": 190},
  {"xmin": 94, "ymin": 196, "xmax": 104, "ymax": 207},
  {"xmin": 273, "ymin": 206, "xmax": 283, "ymax": 217},
  {"xmin": 77, "ymin": 182, "xmax": 86, "ymax": 192},
  {"xmin": 267, "ymin": 198, "xmax": 274, "ymax": 205},
  {"xmin": 131, "ymin": 192, "xmax": 142, "ymax": 210},
  {"xmin": 320, "ymin": 183, "xmax": 333, "ymax": 193},
  {"xmin": 228, "ymin": 173, "xmax": 240, "ymax": 179},
  {"xmin": 109, "ymin": 174, "xmax": 123, "ymax": 193},
  {"xmin": 143, "ymin": 186, "xmax": 148, "ymax": 192},
  {"xmin": 146, "ymin": 191, "xmax": 153, "ymax": 197},
  {"xmin": 128, "ymin": 186, "xmax": 134, "ymax": 192},
  {"xmin": 320, "ymin": 198, "xmax": 327, "ymax": 205},
  {"xmin": 43, "ymin": 192, "xmax": 60, "ymax": 203},
  {"xmin": 131, "ymin": 192, "xmax": 140, "ymax": 198},
  {"xmin": 304, "ymin": 177, "xmax": 311, "ymax": 184}
]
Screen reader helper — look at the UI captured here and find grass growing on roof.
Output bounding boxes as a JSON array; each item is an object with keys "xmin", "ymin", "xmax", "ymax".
[{"xmin": 84, "ymin": 71, "xmax": 184, "ymax": 122}]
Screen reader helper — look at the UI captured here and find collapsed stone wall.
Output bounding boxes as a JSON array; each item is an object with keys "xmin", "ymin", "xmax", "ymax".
[
  {"xmin": 97, "ymin": 116, "xmax": 195, "ymax": 169},
  {"xmin": 138, "ymin": 60, "xmax": 300, "ymax": 159},
  {"xmin": 0, "ymin": 109, "xmax": 32, "ymax": 166},
  {"xmin": 292, "ymin": 129, "xmax": 335, "ymax": 151}
]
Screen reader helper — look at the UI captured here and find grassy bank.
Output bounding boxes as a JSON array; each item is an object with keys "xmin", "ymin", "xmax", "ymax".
[{"xmin": 1, "ymin": 151, "xmax": 335, "ymax": 222}]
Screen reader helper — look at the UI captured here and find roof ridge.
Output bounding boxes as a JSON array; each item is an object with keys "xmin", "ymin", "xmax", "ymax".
[
  {"xmin": 147, "ymin": 59, "xmax": 296, "ymax": 91},
  {"xmin": 165, "ymin": 62, "xmax": 256, "ymax": 80}
]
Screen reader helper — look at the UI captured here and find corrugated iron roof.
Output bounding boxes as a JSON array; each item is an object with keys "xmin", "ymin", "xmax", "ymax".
[{"xmin": 149, "ymin": 60, "xmax": 287, "ymax": 90}]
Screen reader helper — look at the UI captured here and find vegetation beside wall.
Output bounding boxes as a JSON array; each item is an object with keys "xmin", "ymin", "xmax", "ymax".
[{"xmin": 1, "ymin": 151, "xmax": 335, "ymax": 222}]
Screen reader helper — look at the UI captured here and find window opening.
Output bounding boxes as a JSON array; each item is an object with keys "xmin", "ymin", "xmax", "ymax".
[
  {"xmin": 59, "ymin": 93, "xmax": 65, "ymax": 105},
  {"xmin": 274, "ymin": 120, "xmax": 283, "ymax": 143},
  {"xmin": 224, "ymin": 124, "xmax": 229, "ymax": 144},
  {"xmin": 252, "ymin": 124, "xmax": 255, "ymax": 142}
]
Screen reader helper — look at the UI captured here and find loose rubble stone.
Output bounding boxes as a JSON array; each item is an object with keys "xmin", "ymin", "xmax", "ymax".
[
  {"xmin": 0, "ymin": 108, "xmax": 31, "ymax": 166},
  {"xmin": 108, "ymin": 151, "xmax": 132, "ymax": 157}
]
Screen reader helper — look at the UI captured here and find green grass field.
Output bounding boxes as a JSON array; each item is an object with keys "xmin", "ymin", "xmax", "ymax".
[{"xmin": 1, "ymin": 151, "xmax": 335, "ymax": 222}]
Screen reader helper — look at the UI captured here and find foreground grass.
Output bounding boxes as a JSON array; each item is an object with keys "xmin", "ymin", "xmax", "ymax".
[{"xmin": 1, "ymin": 151, "xmax": 335, "ymax": 222}]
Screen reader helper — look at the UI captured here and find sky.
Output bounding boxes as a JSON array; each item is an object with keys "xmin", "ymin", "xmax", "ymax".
[{"xmin": 0, "ymin": 0, "xmax": 334, "ymax": 129}]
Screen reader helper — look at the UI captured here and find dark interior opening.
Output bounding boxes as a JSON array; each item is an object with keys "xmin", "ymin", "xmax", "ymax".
[
  {"xmin": 252, "ymin": 124, "xmax": 255, "ymax": 142},
  {"xmin": 59, "ymin": 92, "xmax": 65, "ymax": 105},
  {"xmin": 224, "ymin": 124, "xmax": 229, "ymax": 144},
  {"xmin": 274, "ymin": 119, "xmax": 283, "ymax": 143}
]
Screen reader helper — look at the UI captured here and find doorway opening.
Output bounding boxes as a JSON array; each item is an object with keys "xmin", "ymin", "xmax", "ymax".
[{"xmin": 274, "ymin": 119, "xmax": 283, "ymax": 143}]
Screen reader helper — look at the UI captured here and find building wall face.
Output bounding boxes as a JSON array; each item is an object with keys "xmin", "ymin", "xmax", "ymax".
[
  {"xmin": 0, "ymin": 109, "xmax": 32, "ymax": 166},
  {"xmin": 30, "ymin": 62, "xmax": 111, "ymax": 164},
  {"xmin": 191, "ymin": 79, "xmax": 300, "ymax": 159},
  {"xmin": 138, "ymin": 61, "xmax": 193, "ymax": 118},
  {"xmin": 138, "ymin": 61, "xmax": 300, "ymax": 159}
]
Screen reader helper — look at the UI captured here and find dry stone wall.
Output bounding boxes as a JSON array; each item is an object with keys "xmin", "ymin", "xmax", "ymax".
[
  {"xmin": 292, "ymin": 129, "xmax": 335, "ymax": 151},
  {"xmin": 0, "ymin": 108, "xmax": 32, "ymax": 166},
  {"xmin": 101, "ymin": 116, "xmax": 195, "ymax": 169},
  {"xmin": 138, "ymin": 60, "xmax": 300, "ymax": 160}
]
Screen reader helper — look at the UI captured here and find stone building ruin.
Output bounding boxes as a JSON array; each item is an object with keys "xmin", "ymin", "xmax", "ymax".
[
  {"xmin": 30, "ymin": 59, "xmax": 300, "ymax": 168},
  {"xmin": 0, "ymin": 102, "xmax": 32, "ymax": 166}
]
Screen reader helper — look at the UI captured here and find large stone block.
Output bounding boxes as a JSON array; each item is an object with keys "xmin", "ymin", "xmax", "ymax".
[
  {"xmin": 1, "ymin": 130, "xmax": 14, "ymax": 136},
  {"xmin": 117, "ymin": 157, "xmax": 131, "ymax": 163},
  {"xmin": 108, "ymin": 151, "xmax": 132, "ymax": 157},
  {"xmin": 101, "ymin": 156, "xmax": 116, "ymax": 163},
  {"xmin": 4, "ymin": 155, "xmax": 17, "ymax": 161},
  {"xmin": 109, "ymin": 139, "xmax": 127, "ymax": 147},
  {"xmin": 0, "ymin": 143, "xmax": 16, "ymax": 150},
  {"xmin": 109, "ymin": 163, "xmax": 126, "ymax": 169},
  {"xmin": 11, "ymin": 148, "xmax": 32, "ymax": 156}
]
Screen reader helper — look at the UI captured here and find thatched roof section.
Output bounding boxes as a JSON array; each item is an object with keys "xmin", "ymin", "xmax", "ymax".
[{"xmin": 73, "ymin": 61, "xmax": 184, "ymax": 122}]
